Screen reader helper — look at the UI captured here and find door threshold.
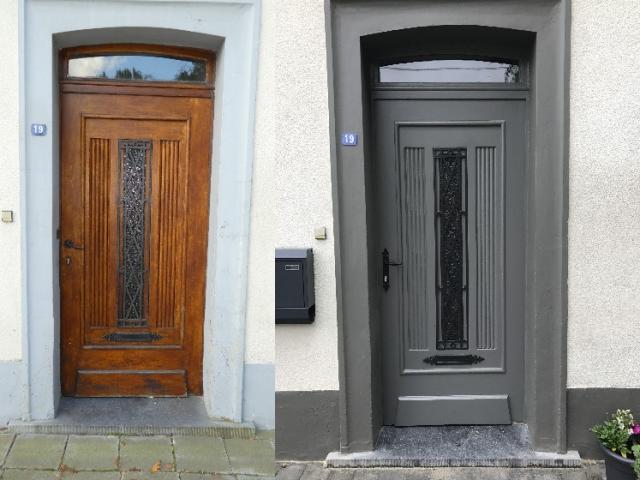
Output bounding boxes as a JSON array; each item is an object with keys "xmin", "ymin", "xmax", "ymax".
[
  {"xmin": 8, "ymin": 397, "xmax": 254, "ymax": 439},
  {"xmin": 325, "ymin": 425, "xmax": 581, "ymax": 468}
]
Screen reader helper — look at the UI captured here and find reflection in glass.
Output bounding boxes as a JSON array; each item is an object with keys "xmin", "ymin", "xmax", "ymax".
[
  {"xmin": 68, "ymin": 55, "xmax": 206, "ymax": 82},
  {"xmin": 379, "ymin": 59, "xmax": 520, "ymax": 83}
]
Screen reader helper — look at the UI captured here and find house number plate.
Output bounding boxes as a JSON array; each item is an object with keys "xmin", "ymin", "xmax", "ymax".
[
  {"xmin": 341, "ymin": 132, "xmax": 358, "ymax": 146},
  {"xmin": 31, "ymin": 124, "xmax": 47, "ymax": 136}
]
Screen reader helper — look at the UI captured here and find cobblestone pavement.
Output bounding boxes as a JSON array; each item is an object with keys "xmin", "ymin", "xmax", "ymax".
[
  {"xmin": 0, "ymin": 431, "xmax": 274, "ymax": 480},
  {"xmin": 276, "ymin": 462, "xmax": 607, "ymax": 480}
]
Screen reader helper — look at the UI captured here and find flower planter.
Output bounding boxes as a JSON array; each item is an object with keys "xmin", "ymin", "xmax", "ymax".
[{"xmin": 600, "ymin": 443, "xmax": 637, "ymax": 480}]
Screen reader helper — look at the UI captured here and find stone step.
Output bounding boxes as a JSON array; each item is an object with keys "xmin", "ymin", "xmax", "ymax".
[
  {"xmin": 7, "ymin": 421, "xmax": 255, "ymax": 438},
  {"xmin": 7, "ymin": 397, "xmax": 255, "ymax": 439},
  {"xmin": 278, "ymin": 462, "xmax": 604, "ymax": 480},
  {"xmin": 324, "ymin": 425, "xmax": 582, "ymax": 469}
]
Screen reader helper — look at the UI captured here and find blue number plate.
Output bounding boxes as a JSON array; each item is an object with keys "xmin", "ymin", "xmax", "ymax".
[
  {"xmin": 31, "ymin": 124, "xmax": 47, "ymax": 136},
  {"xmin": 341, "ymin": 132, "xmax": 358, "ymax": 146}
]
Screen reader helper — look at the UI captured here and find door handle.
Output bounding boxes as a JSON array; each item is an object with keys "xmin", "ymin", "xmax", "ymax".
[
  {"xmin": 63, "ymin": 239, "xmax": 84, "ymax": 250},
  {"xmin": 382, "ymin": 248, "xmax": 402, "ymax": 291}
]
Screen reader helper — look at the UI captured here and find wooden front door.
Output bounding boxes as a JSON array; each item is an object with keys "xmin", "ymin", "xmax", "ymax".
[{"xmin": 59, "ymin": 45, "xmax": 214, "ymax": 397}]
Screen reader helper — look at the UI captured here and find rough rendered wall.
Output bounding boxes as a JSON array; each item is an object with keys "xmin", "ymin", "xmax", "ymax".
[
  {"xmin": 246, "ymin": 0, "xmax": 276, "ymax": 366},
  {"xmin": 0, "ymin": 0, "xmax": 22, "ymax": 362},
  {"xmin": 273, "ymin": 0, "xmax": 339, "ymax": 392},
  {"xmin": 568, "ymin": 0, "xmax": 640, "ymax": 388}
]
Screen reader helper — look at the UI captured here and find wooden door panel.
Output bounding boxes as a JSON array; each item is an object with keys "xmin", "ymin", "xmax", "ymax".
[
  {"xmin": 61, "ymin": 92, "xmax": 211, "ymax": 396},
  {"xmin": 77, "ymin": 350, "xmax": 186, "ymax": 370},
  {"xmin": 150, "ymin": 139, "xmax": 188, "ymax": 333},
  {"xmin": 80, "ymin": 118, "xmax": 189, "ymax": 348},
  {"xmin": 75, "ymin": 370, "xmax": 187, "ymax": 397},
  {"xmin": 84, "ymin": 138, "xmax": 116, "ymax": 330}
]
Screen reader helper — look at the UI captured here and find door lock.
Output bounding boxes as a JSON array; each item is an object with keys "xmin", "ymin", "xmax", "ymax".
[
  {"xmin": 63, "ymin": 239, "xmax": 84, "ymax": 250},
  {"xmin": 382, "ymin": 248, "xmax": 402, "ymax": 290}
]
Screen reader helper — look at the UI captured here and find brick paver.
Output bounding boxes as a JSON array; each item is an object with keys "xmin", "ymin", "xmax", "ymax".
[
  {"xmin": 0, "ymin": 434, "xmax": 15, "ymax": 468},
  {"xmin": 225, "ymin": 439, "xmax": 274, "ymax": 476},
  {"xmin": 61, "ymin": 473, "xmax": 121, "ymax": 480},
  {"xmin": 63, "ymin": 436, "xmax": 119, "ymax": 471},
  {"xmin": 119, "ymin": 436, "xmax": 174, "ymax": 473},
  {"xmin": 4, "ymin": 434, "xmax": 67, "ymax": 470},
  {"xmin": 179, "ymin": 475, "xmax": 237, "ymax": 480},
  {"xmin": 0, "ymin": 432, "xmax": 274, "ymax": 480},
  {"xmin": 2, "ymin": 470, "xmax": 60, "ymax": 479},
  {"xmin": 174, "ymin": 437, "xmax": 229, "ymax": 474}
]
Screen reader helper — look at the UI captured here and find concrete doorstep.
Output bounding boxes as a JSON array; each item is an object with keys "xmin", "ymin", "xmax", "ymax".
[
  {"xmin": 0, "ymin": 431, "xmax": 275, "ymax": 480},
  {"xmin": 7, "ymin": 398, "xmax": 255, "ymax": 439},
  {"xmin": 276, "ymin": 461, "xmax": 606, "ymax": 480},
  {"xmin": 276, "ymin": 426, "xmax": 606, "ymax": 480}
]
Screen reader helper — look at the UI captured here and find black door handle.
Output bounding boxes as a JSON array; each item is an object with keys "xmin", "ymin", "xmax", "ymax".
[
  {"xmin": 382, "ymin": 248, "xmax": 402, "ymax": 290},
  {"xmin": 63, "ymin": 239, "xmax": 84, "ymax": 250}
]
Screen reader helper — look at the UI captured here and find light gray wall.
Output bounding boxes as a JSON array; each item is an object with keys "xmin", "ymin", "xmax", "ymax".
[
  {"xmin": 0, "ymin": 0, "xmax": 22, "ymax": 363},
  {"xmin": 568, "ymin": 0, "xmax": 640, "ymax": 389},
  {"xmin": 244, "ymin": 364, "xmax": 275, "ymax": 429},
  {"xmin": 18, "ymin": 0, "xmax": 262, "ymax": 425},
  {"xmin": 246, "ymin": 0, "xmax": 275, "ymax": 368},
  {"xmin": 0, "ymin": 362, "xmax": 22, "ymax": 423},
  {"xmin": 272, "ymin": 0, "xmax": 340, "ymax": 392}
]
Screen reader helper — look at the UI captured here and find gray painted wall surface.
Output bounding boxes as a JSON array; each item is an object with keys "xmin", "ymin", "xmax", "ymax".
[
  {"xmin": 276, "ymin": 391, "xmax": 340, "ymax": 460},
  {"xmin": 243, "ymin": 363, "xmax": 274, "ymax": 429},
  {"xmin": 0, "ymin": 362, "xmax": 22, "ymax": 423},
  {"xmin": 328, "ymin": 0, "xmax": 569, "ymax": 454},
  {"xmin": 567, "ymin": 388, "xmax": 640, "ymax": 459}
]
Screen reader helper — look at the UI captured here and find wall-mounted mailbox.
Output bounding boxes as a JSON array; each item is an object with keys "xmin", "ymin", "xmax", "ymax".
[{"xmin": 276, "ymin": 248, "xmax": 315, "ymax": 324}]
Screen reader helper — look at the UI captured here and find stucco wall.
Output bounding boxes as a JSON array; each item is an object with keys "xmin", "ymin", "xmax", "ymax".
[
  {"xmin": 273, "ymin": 0, "xmax": 340, "ymax": 392},
  {"xmin": 568, "ymin": 0, "xmax": 640, "ymax": 388},
  {"xmin": 0, "ymin": 0, "xmax": 22, "ymax": 362},
  {"xmin": 246, "ymin": 0, "xmax": 275, "ymax": 366}
]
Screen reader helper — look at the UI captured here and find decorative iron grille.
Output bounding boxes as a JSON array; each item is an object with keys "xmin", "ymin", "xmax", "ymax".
[
  {"xmin": 434, "ymin": 147, "xmax": 468, "ymax": 350},
  {"xmin": 117, "ymin": 140, "xmax": 152, "ymax": 328}
]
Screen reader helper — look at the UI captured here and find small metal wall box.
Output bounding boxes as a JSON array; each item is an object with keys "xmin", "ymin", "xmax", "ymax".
[
  {"xmin": 1, "ymin": 211, "xmax": 14, "ymax": 223},
  {"xmin": 314, "ymin": 226, "xmax": 327, "ymax": 240},
  {"xmin": 276, "ymin": 248, "xmax": 315, "ymax": 324}
]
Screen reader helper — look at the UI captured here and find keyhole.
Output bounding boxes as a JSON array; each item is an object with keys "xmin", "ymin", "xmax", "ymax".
[{"xmin": 65, "ymin": 256, "xmax": 71, "ymax": 265}]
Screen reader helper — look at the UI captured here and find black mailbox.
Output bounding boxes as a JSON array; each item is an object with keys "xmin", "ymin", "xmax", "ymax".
[{"xmin": 275, "ymin": 248, "xmax": 315, "ymax": 324}]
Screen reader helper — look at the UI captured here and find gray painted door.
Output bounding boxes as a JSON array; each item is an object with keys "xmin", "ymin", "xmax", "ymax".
[{"xmin": 375, "ymin": 97, "xmax": 526, "ymax": 425}]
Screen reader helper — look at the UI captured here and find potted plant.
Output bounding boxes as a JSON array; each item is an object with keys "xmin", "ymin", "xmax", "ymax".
[{"xmin": 592, "ymin": 409, "xmax": 640, "ymax": 480}]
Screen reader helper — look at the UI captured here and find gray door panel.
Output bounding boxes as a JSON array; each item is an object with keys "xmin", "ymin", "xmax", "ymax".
[
  {"xmin": 374, "ymin": 98, "xmax": 526, "ymax": 425},
  {"xmin": 395, "ymin": 395, "xmax": 511, "ymax": 426}
]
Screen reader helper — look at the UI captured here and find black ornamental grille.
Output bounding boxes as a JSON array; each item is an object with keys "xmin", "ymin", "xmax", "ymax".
[
  {"xmin": 117, "ymin": 140, "xmax": 152, "ymax": 328},
  {"xmin": 434, "ymin": 147, "xmax": 468, "ymax": 350}
]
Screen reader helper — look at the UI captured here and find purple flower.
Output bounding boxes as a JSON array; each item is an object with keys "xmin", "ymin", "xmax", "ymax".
[{"xmin": 633, "ymin": 424, "xmax": 640, "ymax": 435}]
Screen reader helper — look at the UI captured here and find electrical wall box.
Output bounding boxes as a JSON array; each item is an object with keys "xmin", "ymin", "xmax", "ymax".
[{"xmin": 275, "ymin": 248, "xmax": 315, "ymax": 324}]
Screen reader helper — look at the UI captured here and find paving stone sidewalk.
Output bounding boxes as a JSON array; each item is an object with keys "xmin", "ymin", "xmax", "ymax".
[
  {"xmin": 0, "ymin": 431, "xmax": 274, "ymax": 480},
  {"xmin": 276, "ymin": 461, "xmax": 607, "ymax": 480}
]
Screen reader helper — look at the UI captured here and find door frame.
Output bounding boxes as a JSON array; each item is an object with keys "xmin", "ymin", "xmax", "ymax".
[
  {"xmin": 327, "ymin": 1, "xmax": 570, "ymax": 453},
  {"xmin": 19, "ymin": 0, "xmax": 261, "ymax": 423}
]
